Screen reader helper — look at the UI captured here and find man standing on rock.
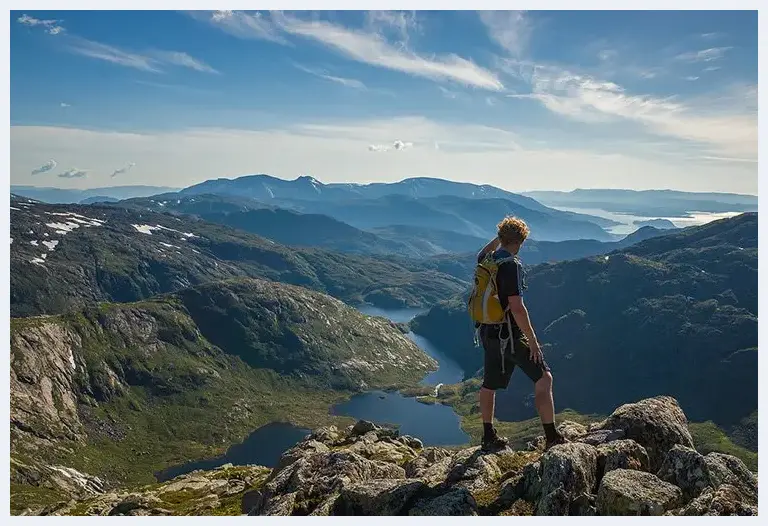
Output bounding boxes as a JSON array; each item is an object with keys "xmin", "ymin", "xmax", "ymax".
[{"xmin": 472, "ymin": 216, "xmax": 566, "ymax": 452}]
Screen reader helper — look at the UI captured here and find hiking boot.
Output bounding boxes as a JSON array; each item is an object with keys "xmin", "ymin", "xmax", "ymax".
[
  {"xmin": 544, "ymin": 433, "xmax": 567, "ymax": 451},
  {"xmin": 481, "ymin": 429, "xmax": 509, "ymax": 452}
]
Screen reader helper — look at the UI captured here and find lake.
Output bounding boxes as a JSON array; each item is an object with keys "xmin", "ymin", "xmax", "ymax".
[
  {"xmin": 333, "ymin": 305, "xmax": 469, "ymax": 445},
  {"xmin": 154, "ymin": 422, "xmax": 310, "ymax": 481},
  {"xmin": 156, "ymin": 305, "xmax": 470, "ymax": 481}
]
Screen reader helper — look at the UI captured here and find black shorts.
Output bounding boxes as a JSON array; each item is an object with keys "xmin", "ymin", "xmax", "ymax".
[{"xmin": 479, "ymin": 324, "xmax": 550, "ymax": 390}]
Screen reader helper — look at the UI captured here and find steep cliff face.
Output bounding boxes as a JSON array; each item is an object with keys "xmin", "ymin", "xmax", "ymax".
[
  {"xmin": 29, "ymin": 397, "xmax": 757, "ymax": 517},
  {"xmin": 10, "ymin": 278, "xmax": 436, "ymax": 507}
]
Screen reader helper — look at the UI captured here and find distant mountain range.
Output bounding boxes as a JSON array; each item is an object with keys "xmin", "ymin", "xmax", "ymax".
[
  {"xmin": 410, "ymin": 213, "xmax": 757, "ymax": 428},
  {"xmin": 10, "ymin": 185, "xmax": 180, "ymax": 204},
  {"xmin": 523, "ymin": 188, "xmax": 757, "ymax": 217},
  {"xmin": 116, "ymin": 193, "xmax": 673, "ymax": 260},
  {"xmin": 178, "ymin": 175, "xmax": 621, "ymax": 241}
]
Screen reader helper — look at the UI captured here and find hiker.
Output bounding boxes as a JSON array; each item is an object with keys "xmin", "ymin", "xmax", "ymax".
[{"xmin": 469, "ymin": 216, "xmax": 566, "ymax": 452}]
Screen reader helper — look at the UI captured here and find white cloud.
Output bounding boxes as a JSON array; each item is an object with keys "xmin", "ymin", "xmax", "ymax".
[
  {"xmin": 60, "ymin": 102, "xmax": 71, "ymax": 108},
  {"xmin": 58, "ymin": 168, "xmax": 88, "ymax": 179},
  {"xmin": 272, "ymin": 12, "xmax": 503, "ymax": 91},
  {"xmin": 684, "ymin": 76, "xmax": 700, "ymax": 81},
  {"xmin": 31, "ymin": 159, "xmax": 57, "ymax": 175},
  {"xmin": 507, "ymin": 64, "xmax": 756, "ymax": 159},
  {"xmin": 110, "ymin": 162, "xmax": 136, "ymax": 177},
  {"xmin": 187, "ymin": 10, "xmax": 288, "ymax": 44},
  {"xmin": 10, "ymin": 123, "xmax": 756, "ymax": 194},
  {"xmin": 67, "ymin": 38, "xmax": 161, "ymax": 72},
  {"xmin": 293, "ymin": 64, "xmax": 366, "ymax": 89},
  {"xmin": 17, "ymin": 14, "xmax": 65, "ymax": 35},
  {"xmin": 364, "ymin": 10, "xmax": 419, "ymax": 44},
  {"xmin": 148, "ymin": 50, "xmax": 219, "ymax": 74},
  {"xmin": 478, "ymin": 11, "xmax": 531, "ymax": 58},
  {"xmin": 67, "ymin": 37, "xmax": 217, "ymax": 74},
  {"xmin": 675, "ymin": 47, "xmax": 732, "ymax": 63},
  {"xmin": 368, "ymin": 139, "xmax": 413, "ymax": 152}
]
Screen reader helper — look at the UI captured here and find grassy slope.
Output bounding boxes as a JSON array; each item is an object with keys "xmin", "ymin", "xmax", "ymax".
[{"xmin": 11, "ymin": 281, "xmax": 434, "ymax": 494}]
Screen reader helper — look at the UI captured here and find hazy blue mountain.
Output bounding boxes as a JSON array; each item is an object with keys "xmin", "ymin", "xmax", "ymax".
[
  {"xmin": 11, "ymin": 185, "xmax": 180, "ymax": 204},
  {"xmin": 523, "ymin": 189, "xmax": 757, "ymax": 217},
  {"xmin": 79, "ymin": 196, "xmax": 120, "ymax": 204},
  {"xmin": 180, "ymin": 174, "xmax": 620, "ymax": 228},
  {"xmin": 633, "ymin": 218, "xmax": 678, "ymax": 229}
]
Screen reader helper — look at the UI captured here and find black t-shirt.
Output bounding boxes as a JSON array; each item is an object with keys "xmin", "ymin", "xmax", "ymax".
[{"xmin": 477, "ymin": 248, "xmax": 526, "ymax": 336}]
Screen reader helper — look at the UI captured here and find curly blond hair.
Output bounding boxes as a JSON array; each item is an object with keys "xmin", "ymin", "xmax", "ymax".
[{"xmin": 497, "ymin": 216, "xmax": 530, "ymax": 246}]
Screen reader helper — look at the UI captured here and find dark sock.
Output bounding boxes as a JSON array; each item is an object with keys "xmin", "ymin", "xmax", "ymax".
[
  {"xmin": 543, "ymin": 423, "xmax": 558, "ymax": 442},
  {"xmin": 483, "ymin": 422, "xmax": 494, "ymax": 438}
]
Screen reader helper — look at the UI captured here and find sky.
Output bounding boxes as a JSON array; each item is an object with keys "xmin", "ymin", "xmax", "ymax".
[{"xmin": 9, "ymin": 9, "xmax": 759, "ymax": 194}]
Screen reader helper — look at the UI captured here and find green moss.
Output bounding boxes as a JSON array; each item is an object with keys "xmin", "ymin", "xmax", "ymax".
[
  {"xmin": 689, "ymin": 421, "xmax": 758, "ymax": 471},
  {"xmin": 9, "ymin": 484, "xmax": 69, "ymax": 516}
]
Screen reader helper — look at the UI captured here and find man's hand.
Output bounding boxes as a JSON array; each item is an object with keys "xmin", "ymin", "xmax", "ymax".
[{"xmin": 529, "ymin": 340, "xmax": 544, "ymax": 365}]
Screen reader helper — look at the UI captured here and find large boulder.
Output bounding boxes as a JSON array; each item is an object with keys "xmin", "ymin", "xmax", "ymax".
[
  {"xmin": 701, "ymin": 453, "xmax": 758, "ymax": 504},
  {"xmin": 336, "ymin": 479, "xmax": 426, "ymax": 515},
  {"xmin": 596, "ymin": 440, "xmax": 649, "ymax": 479},
  {"xmin": 657, "ymin": 446, "xmax": 758, "ymax": 504},
  {"xmin": 408, "ymin": 487, "xmax": 478, "ymax": 516},
  {"xmin": 594, "ymin": 396, "xmax": 694, "ymax": 472},
  {"xmin": 254, "ymin": 451, "xmax": 406, "ymax": 515},
  {"xmin": 597, "ymin": 469, "xmax": 682, "ymax": 516},
  {"xmin": 656, "ymin": 445, "xmax": 715, "ymax": 500},
  {"xmin": 666, "ymin": 484, "xmax": 757, "ymax": 516},
  {"xmin": 538, "ymin": 443, "xmax": 599, "ymax": 500}
]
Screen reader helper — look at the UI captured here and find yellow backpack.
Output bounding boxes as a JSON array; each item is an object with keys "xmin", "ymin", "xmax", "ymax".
[{"xmin": 468, "ymin": 251, "xmax": 517, "ymax": 325}]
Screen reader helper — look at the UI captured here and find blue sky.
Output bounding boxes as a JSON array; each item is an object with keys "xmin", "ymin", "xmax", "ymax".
[{"xmin": 9, "ymin": 10, "xmax": 758, "ymax": 193}]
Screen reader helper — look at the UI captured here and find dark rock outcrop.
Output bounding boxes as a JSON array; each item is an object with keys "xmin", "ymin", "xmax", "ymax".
[{"xmin": 19, "ymin": 396, "xmax": 759, "ymax": 517}]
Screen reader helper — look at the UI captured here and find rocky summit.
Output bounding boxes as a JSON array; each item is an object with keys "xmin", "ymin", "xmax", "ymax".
[{"xmin": 30, "ymin": 396, "xmax": 757, "ymax": 516}]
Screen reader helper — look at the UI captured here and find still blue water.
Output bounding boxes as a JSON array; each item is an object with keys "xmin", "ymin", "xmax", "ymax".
[
  {"xmin": 330, "ymin": 306, "xmax": 469, "ymax": 446},
  {"xmin": 331, "ymin": 390, "xmax": 469, "ymax": 446},
  {"xmin": 155, "ymin": 422, "xmax": 310, "ymax": 480},
  {"xmin": 156, "ymin": 306, "xmax": 470, "ymax": 481}
]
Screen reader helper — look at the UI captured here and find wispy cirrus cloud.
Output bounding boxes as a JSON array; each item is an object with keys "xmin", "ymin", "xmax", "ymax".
[
  {"xmin": 187, "ymin": 10, "xmax": 288, "ymax": 44},
  {"xmin": 478, "ymin": 10, "xmax": 531, "ymax": 58},
  {"xmin": 191, "ymin": 11, "xmax": 503, "ymax": 91},
  {"xmin": 66, "ymin": 38, "xmax": 161, "ymax": 72},
  {"xmin": 364, "ymin": 10, "xmax": 420, "ymax": 45},
  {"xmin": 293, "ymin": 63, "xmax": 366, "ymax": 89},
  {"xmin": 31, "ymin": 159, "xmax": 57, "ymax": 175},
  {"xmin": 110, "ymin": 162, "xmax": 136, "ymax": 177},
  {"xmin": 506, "ymin": 64, "xmax": 756, "ymax": 159},
  {"xmin": 148, "ymin": 50, "xmax": 219, "ymax": 74},
  {"xmin": 58, "ymin": 168, "xmax": 88, "ymax": 178},
  {"xmin": 273, "ymin": 12, "xmax": 503, "ymax": 91},
  {"xmin": 66, "ymin": 37, "xmax": 218, "ymax": 74},
  {"xmin": 675, "ymin": 46, "xmax": 732, "ymax": 63},
  {"xmin": 17, "ymin": 14, "xmax": 65, "ymax": 35}
]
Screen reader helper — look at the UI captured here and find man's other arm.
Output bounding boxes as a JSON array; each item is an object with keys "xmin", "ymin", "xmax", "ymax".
[{"xmin": 477, "ymin": 237, "xmax": 500, "ymax": 262}]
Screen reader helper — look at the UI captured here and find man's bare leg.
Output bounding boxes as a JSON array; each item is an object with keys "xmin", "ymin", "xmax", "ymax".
[
  {"xmin": 534, "ymin": 371, "xmax": 555, "ymax": 424},
  {"xmin": 480, "ymin": 386, "xmax": 496, "ymax": 424},
  {"xmin": 534, "ymin": 371, "xmax": 565, "ymax": 448}
]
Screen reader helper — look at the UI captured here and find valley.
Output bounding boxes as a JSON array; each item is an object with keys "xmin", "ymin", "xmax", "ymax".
[{"xmin": 9, "ymin": 176, "xmax": 758, "ymax": 516}]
